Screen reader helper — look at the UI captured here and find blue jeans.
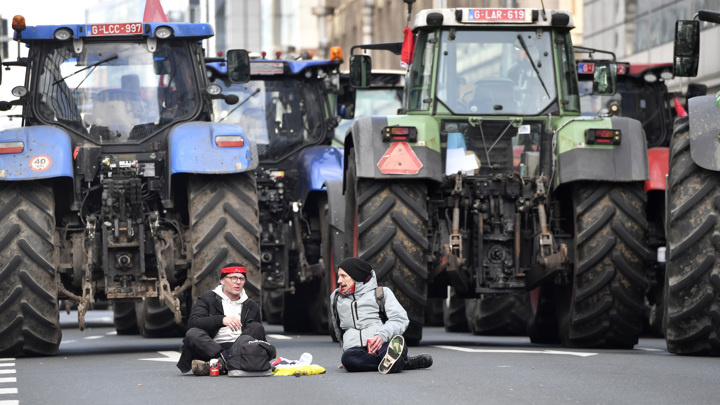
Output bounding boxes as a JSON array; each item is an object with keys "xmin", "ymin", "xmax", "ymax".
[{"xmin": 341, "ymin": 340, "xmax": 408, "ymax": 372}]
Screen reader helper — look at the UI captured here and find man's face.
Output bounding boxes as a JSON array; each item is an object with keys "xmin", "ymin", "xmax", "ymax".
[
  {"xmin": 221, "ymin": 273, "xmax": 246, "ymax": 299},
  {"xmin": 337, "ymin": 268, "xmax": 355, "ymax": 294}
]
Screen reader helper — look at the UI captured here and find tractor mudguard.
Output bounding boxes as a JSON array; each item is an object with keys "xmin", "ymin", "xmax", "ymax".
[
  {"xmin": 297, "ymin": 145, "xmax": 343, "ymax": 204},
  {"xmin": 0, "ymin": 125, "xmax": 73, "ymax": 180},
  {"xmin": 688, "ymin": 95, "xmax": 720, "ymax": 171},
  {"xmin": 168, "ymin": 122, "xmax": 258, "ymax": 175},
  {"xmin": 557, "ymin": 116, "xmax": 649, "ymax": 184},
  {"xmin": 645, "ymin": 147, "xmax": 669, "ymax": 192},
  {"xmin": 346, "ymin": 116, "xmax": 443, "ymax": 184}
]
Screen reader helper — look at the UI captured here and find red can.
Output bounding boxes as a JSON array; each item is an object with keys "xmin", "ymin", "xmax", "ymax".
[
  {"xmin": 210, "ymin": 362, "xmax": 220, "ymax": 376},
  {"xmin": 367, "ymin": 339, "xmax": 373, "ymax": 354}
]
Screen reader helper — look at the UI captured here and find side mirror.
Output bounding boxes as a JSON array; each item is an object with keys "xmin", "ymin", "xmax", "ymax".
[
  {"xmin": 349, "ymin": 54, "xmax": 372, "ymax": 88},
  {"xmin": 226, "ymin": 49, "xmax": 251, "ymax": 83},
  {"xmin": 592, "ymin": 62, "xmax": 616, "ymax": 95},
  {"xmin": 673, "ymin": 20, "xmax": 700, "ymax": 77}
]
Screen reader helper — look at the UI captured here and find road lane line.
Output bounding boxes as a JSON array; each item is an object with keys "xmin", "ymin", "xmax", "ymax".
[
  {"xmin": 0, "ymin": 372, "xmax": 15, "ymax": 375},
  {"xmin": 433, "ymin": 345, "xmax": 598, "ymax": 357},
  {"xmin": 267, "ymin": 334, "xmax": 292, "ymax": 340},
  {"xmin": 140, "ymin": 351, "xmax": 181, "ymax": 362},
  {"xmin": 0, "ymin": 400, "xmax": 19, "ymax": 405},
  {"xmin": 0, "ymin": 378, "xmax": 16, "ymax": 384},
  {"xmin": 0, "ymin": 389, "xmax": 17, "ymax": 395}
]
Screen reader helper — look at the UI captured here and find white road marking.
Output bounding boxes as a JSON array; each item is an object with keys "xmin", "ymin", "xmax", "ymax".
[
  {"xmin": 0, "ymin": 389, "xmax": 17, "ymax": 395},
  {"xmin": 0, "ymin": 401, "xmax": 19, "ymax": 405},
  {"xmin": 0, "ymin": 371, "xmax": 15, "ymax": 375},
  {"xmin": 61, "ymin": 340, "xmax": 77, "ymax": 344},
  {"xmin": 0, "ymin": 378, "xmax": 16, "ymax": 384},
  {"xmin": 433, "ymin": 345, "xmax": 598, "ymax": 357},
  {"xmin": 636, "ymin": 347, "xmax": 663, "ymax": 352},
  {"xmin": 106, "ymin": 331, "xmax": 117, "ymax": 336},
  {"xmin": 267, "ymin": 334, "xmax": 292, "ymax": 340},
  {"xmin": 83, "ymin": 336, "xmax": 103, "ymax": 340},
  {"xmin": 140, "ymin": 351, "xmax": 181, "ymax": 362}
]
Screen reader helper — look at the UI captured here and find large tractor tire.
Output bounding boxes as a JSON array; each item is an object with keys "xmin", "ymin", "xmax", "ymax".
[
  {"xmin": 137, "ymin": 298, "xmax": 186, "ymax": 338},
  {"xmin": 113, "ymin": 300, "xmax": 140, "ymax": 335},
  {"xmin": 565, "ymin": 182, "xmax": 649, "ymax": 348},
  {"xmin": 527, "ymin": 284, "xmax": 561, "ymax": 344},
  {"xmin": 0, "ymin": 181, "xmax": 61, "ymax": 356},
  {"xmin": 466, "ymin": 294, "xmax": 531, "ymax": 336},
  {"xmin": 188, "ymin": 173, "xmax": 262, "ymax": 309},
  {"xmin": 346, "ymin": 150, "xmax": 429, "ymax": 344},
  {"xmin": 262, "ymin": 291, "xmax": 284, "ymax": 325},
  {"xmin": 665, "ymin": 116, "xmax": 720, "ymax": 355},
  {"xmin": 443, "ymin": 287, "xmax": 469, "ymax": 332}
]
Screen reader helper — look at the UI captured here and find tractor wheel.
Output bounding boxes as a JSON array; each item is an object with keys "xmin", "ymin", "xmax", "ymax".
[
  {"xmin": 443, "ymin": 287, "xmax": 469, "ymax": 332},
  {"xmin": 112, "ymin": 300, "xmax": 140, "ymax": 335},
  {"xmin": 527, "ymin": 284, "xmax": 561, "ymax": 344},
  {"xmin": 425, "ymin": 298, "xmax": 444, "ymax": 327},
  {"xmin": 665, "ymin": 116, "xmax": 720, "ymax": 355},
  {"xmin": 307, "ymin": 196, "xmax": 330, "ymax": 334},
  {"xmin": 346, "ymin": 149, "xmax": 429, "ymax": 344},
  {"xmin": 262, "ymin": 291, "xmax": 284, "ymax": 325},
  {"xmin": 0, "ymin": 181, "xmax": 61, "ymax": 356},
  {"xmin": 565, "ymin": 182, "xmax": 648, "ymax": 348},
  {"xmin": 466, "ymin": 294, "xmax": 531, "ymax": 336},
  {"xmin": 188, "ymin": 173, "xmax": 262, "ymax": 307},
  {"xmin": 137, "ymin": 298, "xmax": 186, "ymax": 338},
  {"xmin": 325, "ymin": 184, "xmax": 346, "ymax": 342}
]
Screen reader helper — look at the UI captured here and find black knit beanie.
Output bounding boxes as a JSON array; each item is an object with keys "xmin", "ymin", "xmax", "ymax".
[{"xmin": 338, "ymin": 257, "xmax": 372, "ymax": 283}]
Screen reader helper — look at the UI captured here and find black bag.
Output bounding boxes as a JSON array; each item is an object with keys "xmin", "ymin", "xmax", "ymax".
[{"xmin": 226, "ymin": 335, "xmax": 277, "ymax": 372}]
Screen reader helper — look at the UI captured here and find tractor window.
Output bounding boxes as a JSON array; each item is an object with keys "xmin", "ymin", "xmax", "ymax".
[
  {"xmin": 34, "ymin": 40, "xmax": 201, "ymax": 143},
  {"xmin": 407, "ymin": 30, "xmax": 435, "ymax": 111},
  {"xmin": 557, "ymin": 32, "xmax": 580, "ymax": 113},
  {"xmin": 212, "ymin": 76, "xmax": 325, "ymax": 161},
  {"xmin": 435, "ymin": 29, "xmax": 556, "ymax": 115}
]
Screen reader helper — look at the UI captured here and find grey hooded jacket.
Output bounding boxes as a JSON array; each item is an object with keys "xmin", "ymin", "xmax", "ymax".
[{"xmin": 330, "ymin": 270, "xmax": 409, "ymax": 351}]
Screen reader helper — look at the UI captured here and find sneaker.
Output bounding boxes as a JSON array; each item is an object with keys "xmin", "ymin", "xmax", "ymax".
[
  {"xmin": 404, "ymin": 354, "xmax": 433, "ymax": 370},
  {"xmin": 191, "ymin": 359, "xmax": 210, "ymax": 376},
  {"xmin": 378, "ymin": 335, "xmax": 405, "ymax": 374}
]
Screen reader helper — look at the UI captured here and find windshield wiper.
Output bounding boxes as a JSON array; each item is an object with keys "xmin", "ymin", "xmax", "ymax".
[
  {"xmin": 53, "ymin": 54, "xmax": 119, "ymax": 86},
  {"xmin": 516, "ymin": 35, "xmax": 550, "ymax": 99},
  {"xmin": 219, "ymin": 87, "xmax": 261, "ymax": 123}
]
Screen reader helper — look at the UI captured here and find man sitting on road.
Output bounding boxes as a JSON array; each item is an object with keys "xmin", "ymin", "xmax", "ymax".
[
  {"xmin": 330, "ymin": 257, "xmax": 433, "ymax": 374},
  {"xmin": 176, "ymin": 262, "xmax": 266, "ymax": 376}
]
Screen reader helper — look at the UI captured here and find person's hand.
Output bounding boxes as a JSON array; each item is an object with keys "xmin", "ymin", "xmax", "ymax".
[
  {"xmin": 338, "ymin": 364, "xmax": 345, "ymax": 369},
  {"xmin": 223, "ymin": 316, "xmax": 242, "ymax": 331},
  {"xmin": 367, "ymin": 335, "xmax": 383, "ymax": 355}
]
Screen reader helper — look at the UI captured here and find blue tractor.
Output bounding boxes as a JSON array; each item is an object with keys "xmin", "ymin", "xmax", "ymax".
[
  {"xmin": 206, "ymin": 50, "xmax": 344, "ymax": 333},
  {"xmin": 0, "ymin": 16, "xmax": 257, "ymax": 356}
]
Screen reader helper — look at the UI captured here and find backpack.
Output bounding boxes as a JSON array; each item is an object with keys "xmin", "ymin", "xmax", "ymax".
[
  {"xmin": 226, "ymin": 335, "xmax": 277, "ymax": 372},
  {"xmin": 333, "ymin": 286, "xmax": 387, "ymax": 341}
]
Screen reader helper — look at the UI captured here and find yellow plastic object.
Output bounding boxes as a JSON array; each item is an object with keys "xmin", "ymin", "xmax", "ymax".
[{"xmin": 272, "ymin": 364, "xmax": 326, "ymax": 376}]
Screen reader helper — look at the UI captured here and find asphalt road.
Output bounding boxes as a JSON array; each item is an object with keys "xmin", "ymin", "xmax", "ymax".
[{"xmin": 2, "ymin": 311, "xmax": 719, "ymax": 405}]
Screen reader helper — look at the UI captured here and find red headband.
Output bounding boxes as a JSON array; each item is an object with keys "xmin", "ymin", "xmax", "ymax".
[{"xmin": 221, "ymin": 266, "xmax": 247, "ymax": 275}]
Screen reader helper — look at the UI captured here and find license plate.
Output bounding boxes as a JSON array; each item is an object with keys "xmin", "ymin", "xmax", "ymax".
[
  {"xmin": 465, "ymin": 9, "xmax": 531, "ymax": 23},
  {"xmin": 87, "ymin": 23, "xmax": 143, "ymax": 36}
]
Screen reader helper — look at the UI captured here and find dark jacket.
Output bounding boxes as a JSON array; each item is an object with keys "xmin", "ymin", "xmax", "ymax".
[{"xmin": 187, "ymin": 290, "xmax": 262, "ymax": 338}]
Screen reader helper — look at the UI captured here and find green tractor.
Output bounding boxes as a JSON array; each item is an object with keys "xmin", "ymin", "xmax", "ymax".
[
  {"xmin": 665, "ymin": 10, "xmax": 720, "ymax": 355},
  {"xmin": 328, "ymin": 6, "xmax": 650, "ymax": 347}
]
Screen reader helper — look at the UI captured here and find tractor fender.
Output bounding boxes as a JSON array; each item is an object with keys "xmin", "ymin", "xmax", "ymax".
[
  {"xmin": 344, "ymin": 116, "xmax": 442, "ymax": 189},
  {"xmin": 688, "ymin": 95, "xmax": 720, "ymax": 171},
  {"xmin": 557, "ymin": 116, "xmax": 649, "ymax": 184},
  {"xmin": 297, "ymin": 145, "xmax": 344, "ymax": 204},
  {"xmin": 168, "ymin": 122, "xmax": 258, "ymax": 175},
  {"xmin": 0, "ymin": 125, "xmax": 73, "ymax": 180},
  {"xmin": 645, "ymin": 147, "xmax": 669, "ymax": 192}
]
